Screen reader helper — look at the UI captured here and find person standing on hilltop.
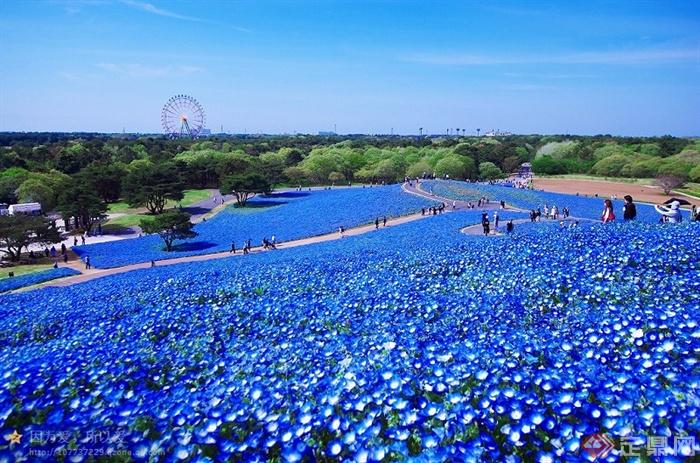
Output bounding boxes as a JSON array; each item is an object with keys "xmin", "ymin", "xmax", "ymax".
[
  {"xmin": 623, "ymin": 195, "xmax": 637, "ymax": 221},
  {"xmin": 602, "ymin": 199, "xmax": 616, "ymax": 223}
]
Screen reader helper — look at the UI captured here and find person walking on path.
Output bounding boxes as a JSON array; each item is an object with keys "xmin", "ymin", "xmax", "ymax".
[
  {"xmin": 493, "ymin": 211, "xmax": 500, "ymax": 230},
  {"xmin": 481, "ymin": 213, "xmax": 491, "ymax": 236},
  {"xmin": 84, "ymin": 256, "xmax": 91, "ymax": 270},
  {"xmin": 375, "ymin": 218, "xmax": 380, "ymax": 229},
  {"xmin": 63, "ymin": 254, "xmax": 68, "ymax": 264},
  {"xmin": 230, "ymin": 242, "xmax": 236, "ymax": 254},
  {"xmin": 73, "ymin": 237, "xmax": 78, "ymax": 247},
  {"xmin": 623, "ymin": 195, "xmax": 637, "ymax": 221},
  {"xmin": 383, "ymin": 216, "xmax": 387, "ymax": 227},
  {"xmin": 601, "ymin": 199, "xmax": 616, "ymax": 223},
  {"xmin": 61, "ymin": 243, "xmax": 66, "ymax": 255},
  {"xmin": 506, "ymin": 220, "xmax": 514, "ymax": 233},
  {"xmin": 81, "ymin": 235, "xmax": 86, "ymax": 245}
]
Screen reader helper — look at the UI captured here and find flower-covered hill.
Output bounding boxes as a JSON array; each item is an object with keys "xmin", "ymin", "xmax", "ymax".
[
  {"xmin": 0, "ymin": 268, "xmax": 80, "ymax": 294},
  {"xmin": 0, "ymin": 214, "xmax": 698, "ymax": 462},
  {"xmin": 73, "ymin": 185, "xmax": 437, "ymax": 268},
  {"xmin": 422, "ymin": 180, "xmax": 662, "ymax": 222}
]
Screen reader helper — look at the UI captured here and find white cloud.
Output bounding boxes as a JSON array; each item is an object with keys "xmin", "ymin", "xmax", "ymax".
[
  {"xmin": 96, "ymin": 63, "xmax": 204, "ymax": 77},
  {"xmin": 120, "ymin": 0, "xmax": 202, "ymax": 21},
  {"xmin": 401, "ymin": 48, "xmax": 699, "ymax": 66}
]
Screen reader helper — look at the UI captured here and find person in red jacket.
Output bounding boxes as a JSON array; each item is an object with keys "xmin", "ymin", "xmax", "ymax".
[{"xmin": 601, "ymin": 199, "xmax": 615, "ymax": 223}]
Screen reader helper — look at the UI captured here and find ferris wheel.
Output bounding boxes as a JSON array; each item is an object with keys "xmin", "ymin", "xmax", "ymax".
[{"xmin": 161, "ymin": 94, "xmax": 206, "ymax": 138}]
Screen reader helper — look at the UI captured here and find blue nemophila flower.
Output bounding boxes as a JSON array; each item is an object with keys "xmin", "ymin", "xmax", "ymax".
[{"xmin": 0, "ymin": 206, "xmax": 698, "ymax": 461}]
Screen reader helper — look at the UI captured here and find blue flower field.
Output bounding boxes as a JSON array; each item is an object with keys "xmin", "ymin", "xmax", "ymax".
[
  {"xmin": 73, "ymin": 186, "xmax": 438, "ymax": 268},
  {"xmin": 0, "ymin": 268, "xmax": 80, "ymax": 294},
  {"xmin": 0, "ymin": 198, "xmax": 698, "ymax": 461},
  {"xmin": 422, "ymin": 180, "xmax": 661, "ymax": 222}
]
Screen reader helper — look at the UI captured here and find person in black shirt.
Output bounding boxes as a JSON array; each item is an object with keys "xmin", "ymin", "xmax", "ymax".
[
  {"xmin": 481, "ymin": 213, "xmax": 490, "ymax": 236},
  {"xmin": 623, "ymin": 195, "xmax": 637, "ymax": 221}
]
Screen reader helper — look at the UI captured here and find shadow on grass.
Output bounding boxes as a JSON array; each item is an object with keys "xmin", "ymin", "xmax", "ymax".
[
  {"xmin": 182, "ymin": 206, "xmax": 210, "ymax": 216},
  {"xmin": 232, "ymin": 200, "xmax": 288, "ymax": 209},
  {"xmin": 265, "ymin": 192, "xmax": 310, "ymax": 199}
]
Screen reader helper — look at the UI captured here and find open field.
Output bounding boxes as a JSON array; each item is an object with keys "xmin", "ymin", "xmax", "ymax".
[{"xmin": 534, "ymin": 176, "xmax": 700, "ymax": 207}]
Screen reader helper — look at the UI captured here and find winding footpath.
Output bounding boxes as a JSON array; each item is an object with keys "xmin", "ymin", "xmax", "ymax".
[{"xmin": 11, "ymin": 181, "xmax": 593, "ymax": 293}]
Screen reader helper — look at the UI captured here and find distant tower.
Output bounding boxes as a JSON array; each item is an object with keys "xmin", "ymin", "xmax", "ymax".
[
  {"xmin": 419, "ymin": 127, "xmax": 423, "ymax": 136},
  {"xmin": 477, "ymin": 128, "xmax": 481, "ymax": 137}
]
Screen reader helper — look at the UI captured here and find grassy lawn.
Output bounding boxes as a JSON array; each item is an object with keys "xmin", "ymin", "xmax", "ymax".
[
  {"xmin": 107, "ymin": 201, "xmax": 132, "ymax": 213},
  {"xmin": 104, "ymin": 213, "xmax": 152, "ymax": 229},
  {"xmin": 678, "ymin": 183, "xmax": 700, "ymax": 199},
  {"xmin": 0, "ymin": 263, "xmax": 53, "ymax": 280},
  {"xmin": 103, "ymin": 190, "xmax": 212, "ymax": 230},
  {"xmin": 168, "ymin": 189, "xmax": 213, "ymax": 207}
]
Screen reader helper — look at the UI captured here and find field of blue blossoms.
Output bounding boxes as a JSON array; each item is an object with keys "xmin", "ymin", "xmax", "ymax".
[
  {"xmin": 422, "ymin": 180, "xmax": 661, "ymax": 222},
  {"xmin": 1, "ymin": 205, "xmax": 698, "ymax": 462},
  {"xmin": 0, "ymin": 268, "xmax": 80, "ymax": 294},
  {"xmin": 73, "ymin": 186, "xmax": 438, "ymax": 268}
]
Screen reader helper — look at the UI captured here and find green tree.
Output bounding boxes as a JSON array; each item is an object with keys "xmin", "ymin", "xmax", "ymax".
[
  {"xmin": 216, "ymin": 153, "xmax": 256, "ymax": 179},
  {"xmin": 689, "ymin": 165, "xmax": 700, "ymax": 183},
  {"xmin": 328, "ymin": 171, "xmax": 346, "ymax": 183},
  {"xmin": 220, "ymin": 173, "xmax": 271, "ymax": 206},
  {"xmin": 15, "ymin": 178, "xmax": 56, "ymax": 211},
  {"xmin": 78, "ymin": 164, "xmax": 126, "ymax": 203},
  {"xmin": 55, "ymin": 142, "xmax": 91, "ymax": 174},
  {"xmin": 503, "ymin": 156, "xmax": 522, "ymax": 174},
  {"xmin": 434, "ymin": 156, "xmax": 468, "ymax": 179},
  {"xmin": 56, "ymin": 180, "xmax": 108, "ymax": 233},
  {"xmin": 123, "ymin": 163, "xmax": 185, "ymax": 214},
  {"xmin": 140, "ymin": 211, "xmax": 197, "ymax": 252},
  {"xmin": 591, "ymin": 154, "xmax": 630, "ymax": 177},
  {"xmin": 479, "ymin": 162, "xmax": 504, "ymax": 180},
  {"xmin": 0, "ymin": 215, "xmax": 61, "ymax": 261},
  {"xmin": 406, "ymin": 160, "xmax": 432, "ymax": 178},
  {"xmin": 374, "ymin": 159, "xmax": 399, "ymax": 183}
]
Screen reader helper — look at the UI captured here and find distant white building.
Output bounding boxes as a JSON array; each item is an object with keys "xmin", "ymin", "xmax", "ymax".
[
  {"xmin": 9, "ymin": 202, "xmax": 42, "ymax": 216},
  {"xmin": 485, "ymin": 129, "xmax": 513, "ymax": 137}
]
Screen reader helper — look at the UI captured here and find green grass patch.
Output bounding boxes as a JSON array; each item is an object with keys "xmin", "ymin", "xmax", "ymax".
[
  {"xmin": 107, "ymin": 201, "xmax": 133, "ymax": 213},
  {"xmin": 678, "ymin": 187, "xmax": 700, "ymax": 199},
  {"xmin": 167, "ymin": 189, "xmax": 213, "ymax": 208},
  {"xmin": 0, "ymin": 263, "xmax": 53, "ymax": 280},
  {"xmin": 538, "ymin": 174, "xmax": 654, "ymax": 185},
  {"xmin": 105, "ymin": 213, "xmax": 155, "ymax": 229}
]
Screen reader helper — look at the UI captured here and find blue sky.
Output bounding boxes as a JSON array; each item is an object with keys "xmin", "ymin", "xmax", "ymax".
[{"xmin": 0, "ymin": 0, "xmax": 699, "ymax": 135}]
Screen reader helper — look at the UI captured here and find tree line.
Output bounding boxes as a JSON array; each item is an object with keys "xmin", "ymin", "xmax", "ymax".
[{"xmin": 0, "ymin": 134, "xmax": 698, "ymax": 249}]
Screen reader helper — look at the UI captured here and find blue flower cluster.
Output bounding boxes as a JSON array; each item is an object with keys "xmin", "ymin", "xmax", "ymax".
[
  {"xmin": 73, "ymin": 186, "xmax": 437, "ymax": 268},
  {"xmin": 422, "ymin": 180, "xmax": 660, "ymax": 222},
  {"xmin": 0, "ymin": 267, "xmax": 79, "ymax": 294},
  {"xmin": 1, "ymin": 210, "xmax": 698, "ymax": 462}
]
